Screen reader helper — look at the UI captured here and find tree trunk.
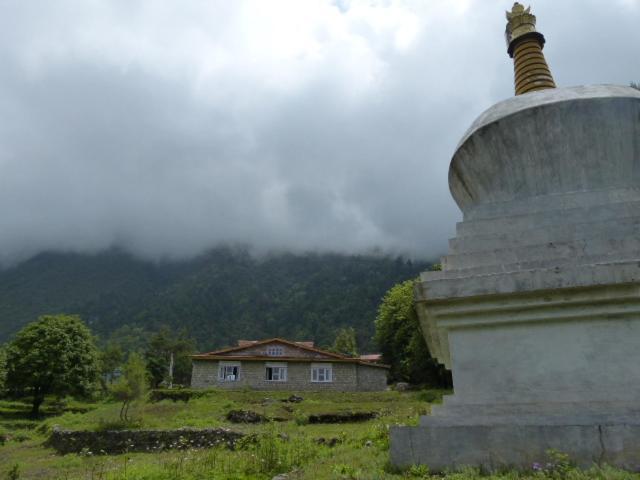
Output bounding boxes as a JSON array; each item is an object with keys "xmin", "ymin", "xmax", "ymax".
[
  {"xmin": 168, "ymin": 352, "xmax": 174, "ymax": 389},
  {"xmin": 31, "ymin": 388, "xmax": 45, "ymax": 417}
]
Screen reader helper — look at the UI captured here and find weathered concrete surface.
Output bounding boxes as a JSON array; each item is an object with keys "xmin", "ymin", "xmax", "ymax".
[
  {"xmin": 393, "ymin": 85, "xmax": 640, "ymax": 471},
  {"xmin": 450, "ymin": 85, "xmax": 640, "ymax": 214},
  {"xmin": 391, "ymin": 424, "xmax": 640, "ymax": 472}
]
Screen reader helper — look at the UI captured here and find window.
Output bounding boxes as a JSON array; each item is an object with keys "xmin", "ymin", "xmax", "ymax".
[
  {"xmin": 311, "ymin": 364, "xmax": 333, "ymax": 383},
  {"xmin": 265, "ymin": 363, "xmax": 287, "ymax": 381},
  {"xmin": 267, "ymin": 345, "xmax": 284, "ymax": 356},
  {"xmin": 218, "ymin": 363, "xmax": 240, "ymax": 381}
]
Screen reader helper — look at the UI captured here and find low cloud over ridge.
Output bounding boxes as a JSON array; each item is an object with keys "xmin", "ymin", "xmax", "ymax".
[{"xmin": 0, "ymin": 0, "xmax": 638, "ymax": 265}]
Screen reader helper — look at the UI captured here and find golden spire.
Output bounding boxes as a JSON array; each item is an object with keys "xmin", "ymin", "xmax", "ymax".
[{"xmin": 505, "ymin": 3, "xmax": 556, "ymax": 95}]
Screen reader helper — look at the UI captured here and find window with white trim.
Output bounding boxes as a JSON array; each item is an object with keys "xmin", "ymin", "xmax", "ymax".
[
  {"xmin": 311, "ymin": 363, "xmax": 333, "ymax": 383},
  {"xmin": 265, "ymin": 362, "xmax": 287, "ymax": 381},
  {"xmin": 218, "ymin": 362, "xmax": 240, "ymax": 382},
  {"xmin": 266, "ymin": 345, "xmax": 284, "ymax": 356}
]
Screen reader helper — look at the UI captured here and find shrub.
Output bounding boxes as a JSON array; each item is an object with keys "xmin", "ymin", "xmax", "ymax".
[
  {"xmin": 532, "ymin": 449, "xmax": 574, "ymax": 479},
  {"xmin": 7, "ymin": 464, "xmax": 20, "ymax": 480},
  {"xmin": 294, "ymin": 413, "xmax": 309, "ymax": 425},
  {"xmin": 406, "ymin": 464, "xmax": 430, "ymax": 477},
  {"xmin": 416, "ymin": 390, "xmax": 442, "ymax": 403},
  {"xmin": 149, "ymin": 388, "xmax": 209, "ymax": 403},
  {"xmin": 332, "ymin": 463, "xmax": 361, "ymax": 479},
  {"xmin": 95, "ymin": 417, "xmax": 144, "ymax": 431}
]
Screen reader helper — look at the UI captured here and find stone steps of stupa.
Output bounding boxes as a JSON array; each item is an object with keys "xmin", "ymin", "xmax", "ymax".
[
  {"xmin": 455, "ymin": 198, "xmax": 640, "ymax": 237},
  {"xmin": 449, "ymin": 215, "xmax": 640, "ymax": 254},
  {"xmin": 442, "ymin": 231, "xmax": 640, "ymax": 270},
  {"xmin": 420, "ymin": 259, "xmax": 640, "ymax": 300},
  {"xmin": 423, "ymin": 250, "xmax": 640, "ymax": 280}
]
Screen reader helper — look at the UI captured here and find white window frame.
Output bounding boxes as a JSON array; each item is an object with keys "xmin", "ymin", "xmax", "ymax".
[
  {"xmin": 218, "ymin": 361, "xmax": 241, "ymax": 382},
  {"xmin": 265, "ymin": 362, "xmax": 287, "ymax": 382},
  {"xmin": 311, "ymin": 363, "xmax": 333, "ymax": 383},
  {"xmin": 266, "ymin": 345, "xmax": 284, "ymax": 357}
]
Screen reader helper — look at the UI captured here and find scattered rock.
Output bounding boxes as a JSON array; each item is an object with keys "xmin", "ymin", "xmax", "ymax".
[
  {"xmin": 282, "ymin": 395, "xmax": 304, "ymax": 403},
  {"xmin": 315, "ymin": 437, "xmax": 342, "ymax": 447},
  {"xmin": 308, "ymin": 412, "xmax": 377, "ymax": 424},
  {"xmin": 365, "ymin": 440, "xmax": 373, "ymax": 447},
  {"xmin": 272, "ymin": 475, "xmax": 289, "ymax": 480},
  {"xmin": 394, "ymin": 382, "xmax": 410, "ymax": 392},
  {"xmin": 226, "ymin": 410, "xmax": 267, "ymax": 424},
  {"xmin": 281, "ymin": 405, "xmax": 294, "ymax": 413},
  {"xmin": 278, "ymin": 433, "xmax": 290, "ymax": 442}
]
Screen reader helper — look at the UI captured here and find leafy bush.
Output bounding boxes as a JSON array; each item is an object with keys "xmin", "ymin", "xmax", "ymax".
[
  {"xmin": 6, "ymin": 464, "xmax": 20, "ymax": 480},
  {"xmin": 406, "ymin": 464, "xmax": 430, "ymax": 477},
  {"xmin": 332, "ymin": 463, "xmax": 361, "ymax": 479},
  {"xmin": 532, "ymin": 449, "xmax": 574, "ymax": 479},
  {"xmin": 294, "ymin": 412, "xmax": 309, "ymax": 425},
  {"xmin": 243, "ymin": 428, "xmax": 317, "ymax": 476},
  {"xmin": 416, "ymin": 390, "xmax": 442, "ymax": 403},
  {"xmin": 148, "ymin": 388, "xmax": 209, "ymax": 403},
  {"xmin": 94, "ymin": 417, "xmax": 144, "ymax": 431}
]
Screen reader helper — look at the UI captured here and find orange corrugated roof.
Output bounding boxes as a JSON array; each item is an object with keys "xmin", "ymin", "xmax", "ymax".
[{"xmin": 359, "ymin": 354, "xmax": 382, "ymax": 361}]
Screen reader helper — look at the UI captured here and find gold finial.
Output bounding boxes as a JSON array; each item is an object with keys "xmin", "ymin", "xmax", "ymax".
[
  {"xmin": 504, "ymin": 3, "xmax": 556, "ymax": 95},
  {"xmin": 505, "ymin": 3, "xmax": 537, "ymax": 48}
]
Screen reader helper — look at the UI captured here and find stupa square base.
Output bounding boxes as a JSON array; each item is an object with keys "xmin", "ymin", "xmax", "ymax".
[
  {"xmin": 401, "ymin": 280, "xmax": 640, "ymax": 472},
  {"xmin": 390, "ymin": 422, "xmax": 640, "ymax": 472}
]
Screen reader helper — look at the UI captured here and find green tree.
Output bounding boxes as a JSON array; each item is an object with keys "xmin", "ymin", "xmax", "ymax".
[
  {"xmin": 110, "ymin": 352, "xmax": 148, "ymax": 421},
  {"xmin": 0, "ymin": 344, "xmax": 7, "ymax": 396},
  {"xmin": 374, "ymin": 279, "xmax": 451, "ymax": 387},
  {"xmin": 98, "ymin": 342, "xmax": 124, "ymax": 390},
  {"xmin": 331, "ymin": 327, "xmax": 358, "ymax": 357},
  {"xmin": 106, "ymin": 325, "xmax": 149, "ymax": 355},
  {"xmin": 5, "ymin": 315, "xmax": 99, "ymax": 415},
  {"xmin": 145, "ymin": 327, "xmax": 196, "ymax": 388}
]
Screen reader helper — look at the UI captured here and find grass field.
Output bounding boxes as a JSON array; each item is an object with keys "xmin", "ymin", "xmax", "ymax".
[{"xmin": 0, "ymin": 390, "xmax": 638, "ymax": 480}]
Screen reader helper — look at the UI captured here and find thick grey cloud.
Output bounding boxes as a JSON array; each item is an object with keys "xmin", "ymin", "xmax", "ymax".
[{"xmin": 0, "ymin": 0, "xmax": 638, "ymax": 265}]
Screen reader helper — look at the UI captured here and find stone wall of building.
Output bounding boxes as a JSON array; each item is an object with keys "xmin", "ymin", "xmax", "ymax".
[
  {"xmin": 356, "ymin": 364, "xmax": 389, "ymax": 391},
  {"xmin": 191, "ymin": 360, "xmax": 387, "ymax": 391}
]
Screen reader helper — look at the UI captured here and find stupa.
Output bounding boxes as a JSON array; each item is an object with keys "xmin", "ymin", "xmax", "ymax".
[{"xmin": 391, "ymin": 3, "xmax": 640, "ymax": 471}]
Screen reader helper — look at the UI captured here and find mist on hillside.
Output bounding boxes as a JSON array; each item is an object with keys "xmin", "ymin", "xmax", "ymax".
[{"xmin": 1, "ymin": 1, "xmax": 639, "ymax": 266}]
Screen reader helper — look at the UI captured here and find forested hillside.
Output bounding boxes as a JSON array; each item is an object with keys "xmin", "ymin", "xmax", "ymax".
[{"xmin": 0, "ymin": 248, "xmax": 430, "ymax": 351}]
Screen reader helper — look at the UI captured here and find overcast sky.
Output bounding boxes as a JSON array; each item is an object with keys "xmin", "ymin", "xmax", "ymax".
[{"xmin": 0, "ymin": 0, "xmax": 638, "ymax": 265}]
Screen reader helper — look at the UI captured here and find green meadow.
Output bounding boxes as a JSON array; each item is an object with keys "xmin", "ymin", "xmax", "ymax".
[{"xmin": 0, "ymin": 390, "xmax": 637, "ymax": 480}]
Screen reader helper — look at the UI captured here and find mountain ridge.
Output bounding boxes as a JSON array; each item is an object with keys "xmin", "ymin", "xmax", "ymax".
[{"xmin": 0, "ymin": 248, "xmax": 431, "ymax": 351}]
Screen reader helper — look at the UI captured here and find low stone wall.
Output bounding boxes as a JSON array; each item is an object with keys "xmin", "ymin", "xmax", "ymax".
[
  {"xmin": 308, "ymin": 412, "xmax": 378, "ymax": 424},
  {"xmin": 47, "ymin": 427, "xmax": 244, "ymax": 455}
]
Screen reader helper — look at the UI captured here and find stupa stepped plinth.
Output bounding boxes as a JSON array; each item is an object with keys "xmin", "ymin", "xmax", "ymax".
[{"xmin": 391, "ymin": 3, "xmax": 640, "ymax": 472}]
